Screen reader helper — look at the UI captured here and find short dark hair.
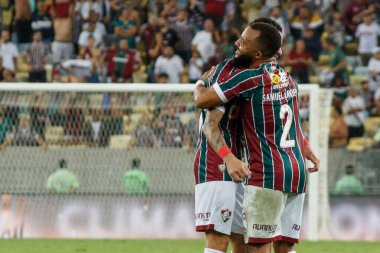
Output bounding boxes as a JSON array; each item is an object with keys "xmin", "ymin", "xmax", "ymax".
[
  {"xmin": 248, "ymin": 22, "xmax": 282, "ymax": 58},
  {"xmin": 132, "ymin": 158, "xmax": 141, "ymax": 168},
  {"xmin": 325, "ymin": 37, "xmax": 336, "ymax": 46},
  {"xmin": 59, "ymin": 159, "xmax": 67, "ymax": 168},
  {"xmin": 253, "ymin": 17, "xmax": 282, "ymax": 33},
  {"xmin": 345, "ymin": 165, "xmax": 354, "ymax": 175},
  {"xmin": 157, "ymin": 73, "xmax": 169, "ymax": 79}
]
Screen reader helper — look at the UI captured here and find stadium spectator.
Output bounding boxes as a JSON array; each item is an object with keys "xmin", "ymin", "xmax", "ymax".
[
  {"xmin": 302, "ymin": 27, "xmax": 322, "ymax": 62},
  {"xmin": 46, "ymin": 159, "xmax": 79, "ymax": 194},
  {"xmin": 63, "ymin": 97, "xmax": 85, "ymax": 145},
  {"xmin": 83, "ymin": 108, "xmax": 109, "ymax": 147},
  {"xmin": 269, "ymin": 6, "xmax": 290, "ymax": 39},
  {"xmin": 191, "ymin": 18, "xmax": 216, "ymax": 64},
  {"xmin": 31, "ymin": 1, "xmax": 54, "ymax": 44},
  {"xmin": 14, "ymin": 0, "xmax": 32, "ymax": 51},
  {"xmin": 113, "ymin": 7, "xmax": 138, "ymax": 49},
  {"xmin": 329, "ymin": 104, "xmax": 349, "ymax": 149},
  {"xmin": 188, "ymin": 48, "xmax": 204, "ymax": 83},
  {"xmin": 75, "ymin": 0, "xmax": 102, "ymax": 23},
  {"xmin": 187, "ymin": 0, "xmax": 205, "ymax": 31},
  {"xmin": 131, "ymin": 114, "xmax": 158, "ymax": 149},
  {"xmin": 1, "ymin": 69, "xmax": 16, "ymax": 82},
  {"xmin": 159, "ymin": 0, "xmax": 178, "ymax": 26},
  {"xmin": 359, "ymin": 80, "xmax": 374, "ymax": 115},
  {"xmin": 0, "ymin": 114, "xmax": 47, "ymax": 149},
  {"xmin": 112, "ymin": 39, "xmax": 141, "ymax": 83},
  {"xmin": 107, "ymin": 95, "xmax": 124, "ymax": 136},
  {"xmin": 172, "ymin": 9, "xmax": 195, "ymax": 62},
  {"xmin": 289, "ymin": 4, "xmax": 324, "ymax": 40},
  {"xmin": 0, "ymin": 30, "xmax": 19, "ymax": 74},
  {"xmin": 122, "ymin": 158, "xmax": 149, "ymax": 195},
  {"xmin": 285, "ymin": 39, "xmax": 313, "ymax": 83},
  {"xmin": 355, "ymin": 13, "xmax": 380, "ymax": 66},
  {"xmin": 372, "ymin": 86, "xmax": 380, "ymax": 116},
  {"xmin": 183, "ymin": 111, "xmax": 199, "ymax": 152},
  {"xmin": 343, "ymin": 0, "xmax": 374, "ymax": 36},
  {"xmin": 78, "ymin": 22, "xmax": 103, "ymax": 49},
  {"xmin": 368, "ymin": 47, "xmax": 380, "ymax": 87},
  {"xmin": 30, "ymin": 94, "xmax": 48, "ymax": 140},
  {"xmin": 83, "ymin": 11, "xmax": 107, "ymax": 48},
  {"xmin": 26, "ymin": 31, "xmax": 50, "ymax": 83},
  {"xmin": 78, "ymin": 35, "xmax": 104, "ymax": 83},
  {"xmin": 161, "ymin": 107, "xmax": 183, "ymax": 148},
  {"xmin": 334, "ymin": 165, "xmax": 364, "ymax": 195},
  {"xmin": 158, "ymin": 17, "xmax": 178, "ymax": 47},
  {"xmin": 342, "ymin": 87, "xmax": 367, "ymax": 139},
  {"xmin": 326, "ymin": 9, "xmax": 346, "ymax": 47},
  {"xmin": 50, "ymin": 0, "xmax": 75, "ymax": 65},
  {"xmin": 154, "ymin": 45, "xmax": 183, "ymax": 83},
  {"xmin": 0, "ymin": 107, "xmax": 11, "ymax": 146},
  {"xmin": 322, "ymin": 37, "xmax": 350, "ymax": 86}
]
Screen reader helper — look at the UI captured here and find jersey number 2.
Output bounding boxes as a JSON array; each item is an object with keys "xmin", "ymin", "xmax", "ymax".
[{"xmin": 279, "ymin": 104, "xmax": 295, "ymax": 148}]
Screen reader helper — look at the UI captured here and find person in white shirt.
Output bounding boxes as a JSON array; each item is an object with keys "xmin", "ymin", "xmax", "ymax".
[
  {"xmin": 355, "ymin": 13, "xmax": 380, "ymax": 66},
  {"xmin": 368, "ymin": 47, "xmax": 380, "ymax": 87},
  {"xmin": 78, "ymin": 22, "xmax": 103, "ymax": 48},
  {"xmin": 0, "ymin": 30, "xmax": 19, "ymax": 73},
  {"xmin": 188, "ymin": 48, "xmax": 204, "ymax": 83},
  {"xmin": 154, "ymin": 45, "xmax": 184, "ymax": 83},
  {"xmin": 342, "ymin": 87, "xmax": 367, "ymax": 139},
  {"xmin": 191, "ymin": 18, "xmax": 216, "ymax": 64}
]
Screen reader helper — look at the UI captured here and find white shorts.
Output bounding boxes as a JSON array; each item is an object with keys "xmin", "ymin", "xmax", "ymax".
[
  {"xmin": 195, "ymin": 181, "xmax": 244, "ymax": 235},
  {"xmin": 243, "ymin": 186, "xmax": 305, "ymax": 244}
]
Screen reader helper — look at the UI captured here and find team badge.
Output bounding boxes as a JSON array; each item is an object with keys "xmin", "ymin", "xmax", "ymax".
[
  {"xmin": 221, "ymin": 209, "xmax": 232, "ymax": 222},
  {"xmin": 270, "ymin": 73, "xmax": 281, "ymax": 85}
]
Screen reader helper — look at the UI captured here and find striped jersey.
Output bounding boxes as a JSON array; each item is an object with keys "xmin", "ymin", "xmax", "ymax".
[
  {"xmin": 212, "ymin": 61, "xmax": 307, "ymax": 193},
  {"xmin": 194, "ymin": 59, "xmax": 243, "ymax": 184}
]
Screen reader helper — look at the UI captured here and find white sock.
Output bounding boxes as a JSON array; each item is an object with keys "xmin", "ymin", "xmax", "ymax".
[
  {"xmin": 204, "ymin": 248, "xmax": 225, "ymax": 253},
  {"xmin": 288, "ymin": 251, "xmax": 296, "ymax": 253}
]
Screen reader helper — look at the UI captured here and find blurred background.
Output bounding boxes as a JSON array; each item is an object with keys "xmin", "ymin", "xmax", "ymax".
[{"xmin": 0, "ymin": 0, "xmax": 379, "ymax": 242}]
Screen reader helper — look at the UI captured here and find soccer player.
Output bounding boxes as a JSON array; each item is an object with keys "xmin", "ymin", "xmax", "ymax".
[
  {"xmin": 195, "ymin": 22, "xmax": 319, "ymax": 253},
  {"xmin": 194, "ymin": 18, "xmax": 285, "ymax": 253}
]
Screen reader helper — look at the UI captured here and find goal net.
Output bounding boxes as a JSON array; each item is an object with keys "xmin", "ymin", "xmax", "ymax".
[{"xmin": 0, "ymin": 83, "xmax": 332, "ymax": 239}]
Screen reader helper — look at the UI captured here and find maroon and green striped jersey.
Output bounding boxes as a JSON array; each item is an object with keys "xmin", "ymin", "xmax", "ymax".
[
  {"xmin": 212, "ymin": 62, "xmax": 307, "ymax": 193},
  {"xmin": 194, "ymin": 59, "xmax": 244, "ymax": 184}
]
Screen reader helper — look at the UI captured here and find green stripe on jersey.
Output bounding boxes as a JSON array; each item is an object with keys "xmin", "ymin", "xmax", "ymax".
[
  {"xmin": 288, "ymin": 101, "xmax": 306, "ymax": 193},
  {"xmin": 252, "ymin": 99, "xmax": 274, "ymax": 188},
  {"xmin": 212, "ymin": 60, "xmax": 229, "ymax": 84},
  {"xmin": 273, "ymin": 103, "xmax": 293, "ymax": 192},
  {"xmin": 199, "ymin": 131, "xmax": 207, "ymax": 183}
]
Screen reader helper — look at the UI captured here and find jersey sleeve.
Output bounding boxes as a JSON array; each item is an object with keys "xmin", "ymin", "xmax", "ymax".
[{"xmin": 212, "ymin": 69, "xmax": 261, "ymax": 103}]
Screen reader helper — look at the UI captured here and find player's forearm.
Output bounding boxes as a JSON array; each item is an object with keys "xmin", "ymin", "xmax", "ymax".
[
  {"xmin": 202, "ymin": 108, "xmax": 227, "ymax": 152},
  {"xmin": 194, "ymin": 83, "xmax": 207, "ymax": 101}
]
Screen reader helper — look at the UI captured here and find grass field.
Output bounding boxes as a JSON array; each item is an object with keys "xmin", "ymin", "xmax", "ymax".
[{"xmin": 0, "ymin": 240, "xmax": 379, "ymax": 253}]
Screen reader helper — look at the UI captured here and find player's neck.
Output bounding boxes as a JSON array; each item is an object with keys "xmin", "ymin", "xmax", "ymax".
[{"xmin": 250, "ymin": 58, "xmax": 273, "ymax": 69}]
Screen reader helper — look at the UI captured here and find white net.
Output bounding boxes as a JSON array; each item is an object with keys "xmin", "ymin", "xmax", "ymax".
[{"xmin": 0, "ymin": 83, "xmax": 330, "ymax": 239}]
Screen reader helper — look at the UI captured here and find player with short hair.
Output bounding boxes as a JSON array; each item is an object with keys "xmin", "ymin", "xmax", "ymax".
[
  {"xmin": 193, "ymin": 18, "xmax": 286, "ymax": 253},
  {"xmin": 195, "ymin": 21, "xmax": 319, "ymax": 253}
]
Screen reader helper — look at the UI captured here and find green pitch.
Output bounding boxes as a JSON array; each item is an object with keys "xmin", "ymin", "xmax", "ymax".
[{"xmin": 0, "ymin": 239, "xmax": 378, "ymax": 253}]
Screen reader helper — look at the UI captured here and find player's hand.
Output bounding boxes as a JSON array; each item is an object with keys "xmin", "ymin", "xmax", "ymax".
[
  {"xmin": 224, "ymin": 153, "xmax": 251, "ymax": 182},
  {"xmin": 304, "ymin": 144, "xmax": 319, "ymax": 173}
]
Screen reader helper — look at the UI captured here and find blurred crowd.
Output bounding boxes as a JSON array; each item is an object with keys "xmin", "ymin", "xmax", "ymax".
[{"xmin": 0, "ymin": 0, "xmax": 380, "ymax": 151}]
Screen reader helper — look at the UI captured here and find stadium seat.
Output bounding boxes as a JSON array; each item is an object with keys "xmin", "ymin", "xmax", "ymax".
[
  {"xmin": 109, "ymin": 134, "xmax": 132, "ymax": 149},
  {"xmin": 354, "ymin": 66, "xmax": 369, "ymax": 76},
  {"xmin": 347, "ymin": 137, "xmax": 374, "ymax": 152},
  {"xmin": 318, "ymin": 55, "xmax": 330, "ymax": 66},
  {"xmin": 364, "ymin": 117, "xmax": 380, "ymax": 137},
  {"xmin": 45, "ymin": 126, "xmax": 64, "ymax": 145},
  {"xmin": 344, "ymin": 42, "xmax": 358, "ymax": 56},
  {"xmin": 350, "ymin": 75, "xmax": 368, "ymax": 86}
]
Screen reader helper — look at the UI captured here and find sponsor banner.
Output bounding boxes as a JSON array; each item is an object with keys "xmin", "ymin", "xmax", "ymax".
[{"xmin": 0, "ymin": 195, "xmax": 379, "ymax": 240}]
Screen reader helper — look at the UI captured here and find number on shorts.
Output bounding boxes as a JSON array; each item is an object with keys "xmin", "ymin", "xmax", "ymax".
[{"xmin": 279, "ymin": 104, "xmax": 295, "ymax": 148}]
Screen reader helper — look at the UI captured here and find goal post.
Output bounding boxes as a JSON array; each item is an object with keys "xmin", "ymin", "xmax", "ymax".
[{"xmin": 0, "ymin": 82, "xmax": 331, "ymax": 239}]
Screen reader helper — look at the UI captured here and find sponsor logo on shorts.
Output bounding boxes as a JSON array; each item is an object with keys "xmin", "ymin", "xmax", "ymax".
[
  {"xmin": 221, "ymin": 209, "xmax": 232, "ymax": 222},
  {"xmin": 252, "ymin": 224, "xmax": 277, "ymax": 233},
  {"xmin": 292, "ymin": 224, "xmax": 300, "ymax": 231},
  {"xmin": 195, "ymin": 212, "xmax": 211, "ymax": 221}
]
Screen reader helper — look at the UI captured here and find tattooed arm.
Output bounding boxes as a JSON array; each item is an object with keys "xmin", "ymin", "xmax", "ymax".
[{"xmin": 202, "ymin": 108, "xmax": 250, "ymax": 182}]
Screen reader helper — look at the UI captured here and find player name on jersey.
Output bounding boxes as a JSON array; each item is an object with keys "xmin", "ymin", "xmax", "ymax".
[{"xmin": 262, "ymin": 88, "xmax": 297, "ymax": 102}]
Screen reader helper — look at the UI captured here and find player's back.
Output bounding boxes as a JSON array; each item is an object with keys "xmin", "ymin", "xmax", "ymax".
[
  {"xmin": 194, "ymin": 59, "xmax": 243, "ymax": 184},
  {"xmin": 213, "ymin": 62, "xmax": 307, "ymax": 193}
]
